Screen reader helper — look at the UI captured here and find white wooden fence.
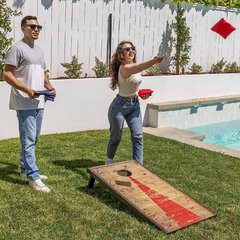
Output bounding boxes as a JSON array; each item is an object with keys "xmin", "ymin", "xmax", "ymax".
[{"xmin": 7, "ymin": 0, "xmax": 240, "ymax": 78}]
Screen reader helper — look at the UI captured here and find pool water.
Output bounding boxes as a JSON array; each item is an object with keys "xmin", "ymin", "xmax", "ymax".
[{"xmin": 187, "ymin": 119, "xmax": 240, "ymax": 150}]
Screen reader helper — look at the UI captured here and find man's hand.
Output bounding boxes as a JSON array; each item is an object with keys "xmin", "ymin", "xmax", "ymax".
[
  {"xmin": 49, "ymin": 88, "xmax": 56, "ymax": 96},
  {"xmin": 26, "ymin": 88, "xmax": 39, "ymax": 99}
]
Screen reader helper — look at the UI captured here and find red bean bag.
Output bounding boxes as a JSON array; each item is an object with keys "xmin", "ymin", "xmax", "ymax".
[
  {"xmin": 211, "ymin": 18, "xmax": 236, "ymax": 39},
  {"xmin": 138, "ymin": 89, "xmax": 154, "ymax": 97}
]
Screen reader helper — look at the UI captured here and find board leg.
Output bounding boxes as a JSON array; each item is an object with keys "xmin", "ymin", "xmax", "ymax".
[{"xmin": 87, "ymin": 176, "xmax": 95, "ymax": 188}]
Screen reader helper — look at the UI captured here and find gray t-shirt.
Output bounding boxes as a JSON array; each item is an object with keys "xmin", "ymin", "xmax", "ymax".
[{"xmin": 5, "ymin": 40, "xmax": 46, "ymax": 110}]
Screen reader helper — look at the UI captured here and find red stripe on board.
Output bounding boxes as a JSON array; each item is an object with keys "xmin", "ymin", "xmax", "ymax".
[{"xmin": 129, "ymin": 176, "xmax": 203, "ymax": 227}]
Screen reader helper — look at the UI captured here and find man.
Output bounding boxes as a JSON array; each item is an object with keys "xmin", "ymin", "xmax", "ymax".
[{"xmin": 3, "ymin": 16, "xmax": 56, "ymax": 193}]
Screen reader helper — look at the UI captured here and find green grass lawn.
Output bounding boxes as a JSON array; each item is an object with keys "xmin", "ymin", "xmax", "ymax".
[{"xmin": 0, "ymin": 129, "xmax": 239, "ymax": 240}]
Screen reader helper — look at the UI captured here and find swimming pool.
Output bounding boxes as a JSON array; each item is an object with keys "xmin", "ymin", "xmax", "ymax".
[{"xmin": 187, "ymin": 119, "xmax": 240, "ymax": 150}]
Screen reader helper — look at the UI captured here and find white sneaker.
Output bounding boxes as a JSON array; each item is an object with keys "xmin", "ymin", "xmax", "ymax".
[
  {"xmin": 21, "ymin": 172, "xmax": 48, "ymax": 180},
  {"xmin": 39, "ymin": 175, "xmax": 48, "ymax": 180},
  {"xmin": 29, "ymin": 179, "xmax": 51, "ymax": 193}
]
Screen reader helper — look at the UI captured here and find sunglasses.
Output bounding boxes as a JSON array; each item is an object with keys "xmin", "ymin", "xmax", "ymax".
[
  {"xmin": 122, "ymin": 46, "xmax": 135, "ymax": 52},
  {"xmin": 23, "ymin": 24, "xmax": 43, "ymax": 30}
]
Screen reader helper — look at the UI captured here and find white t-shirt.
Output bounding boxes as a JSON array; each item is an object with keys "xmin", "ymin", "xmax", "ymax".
[{"xmin": 5, "ymin": 40, "xmax": 46, "ymax": 110}]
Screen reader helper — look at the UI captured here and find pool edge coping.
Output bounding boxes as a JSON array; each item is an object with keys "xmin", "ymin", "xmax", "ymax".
[{"xmin": 147, "ymin": 94, "xmax": 240, "ymax": 111}]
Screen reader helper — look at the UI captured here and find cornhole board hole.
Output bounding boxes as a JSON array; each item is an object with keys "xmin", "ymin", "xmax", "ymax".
[{"xmin": 87, "ymin": 160, "xmax": 216, "ymax": 234}]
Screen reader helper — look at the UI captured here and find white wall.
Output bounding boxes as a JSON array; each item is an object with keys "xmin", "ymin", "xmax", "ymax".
[
  {"xmin": 141, "ymin": 73, "xmax": 240, "ymax": 102},
  {"xmin": 1, "ymin": 73, "xmax": 240, "ymax": 140},
  {"xmin": 6, "ymin": 0, "xmax": 240, "ymax": 78}
]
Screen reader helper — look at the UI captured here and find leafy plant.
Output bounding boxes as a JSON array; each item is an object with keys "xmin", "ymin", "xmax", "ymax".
[
  {"xmin": 0, "ymin": 0, "xmax": 21, "ymax": 80},
  {"xmin": 146, "ymin": 65, "xmax": 161, "ymax": 75},
  {"xmin": 44, "ymin": 69, "xmax": 50, "ymax": 79},
  {"xmin": 210, "ymin": 58, "xmax": 226, "ymax": 73},
  {"xmin": 224, "ymin": 62, "xmax": 240, "ymax": 73},
  {"xmin": 160, "ymin": 0, "xmax": 240, "ymax": 10},
  {"xmin": 189, "ymin": 63, "xmax": 202, "ymax": 74},
  {"xmin": 171, "ymin": 3, "xmax": 191, "ymax": 74},
  {"xmin": 61, "ymin": 56, "xmax": 83, "ymax": 79},
  {"xmin": 92, "ymin": 57, "xmax": 109, "ymax": 78}
]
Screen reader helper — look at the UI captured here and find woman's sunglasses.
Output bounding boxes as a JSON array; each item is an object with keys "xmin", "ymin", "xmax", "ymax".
[
  {"xmin": 122, "ymin": 46, "xmax": 135, "ymax": 52},
  {"xmin": 23, "ymin": 24, "xmax": 43, "ymax": 30}
]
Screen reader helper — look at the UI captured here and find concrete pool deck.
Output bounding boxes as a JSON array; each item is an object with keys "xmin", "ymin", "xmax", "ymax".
[{"xmin": 143, "ymin": 127, "xmax": 240, "ymax": 159}]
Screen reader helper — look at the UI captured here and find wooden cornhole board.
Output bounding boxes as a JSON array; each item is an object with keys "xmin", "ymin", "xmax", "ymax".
[{"xmin": 87, "ymin": 160, "xmax": 216, "ymax": 234}]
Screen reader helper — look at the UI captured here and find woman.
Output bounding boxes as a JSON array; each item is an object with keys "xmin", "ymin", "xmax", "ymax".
[{"xmin": 106, "ymin": 41, "xmax": 164, "ymax": 165}]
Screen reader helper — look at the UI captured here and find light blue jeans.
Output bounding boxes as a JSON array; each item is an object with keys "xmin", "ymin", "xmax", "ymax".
[
  {"xmin": 17, "ymin": 109, "xmax": 44, "ymax": 180},
  {"xmin": 107, "ymin": 95, "xmax": 143, "ymax": 164}
]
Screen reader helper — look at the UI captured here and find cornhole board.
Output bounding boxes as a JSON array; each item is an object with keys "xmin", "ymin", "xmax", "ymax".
[{"xmin": 87, "ymin": 160, "xmax": 216, "ymax": 234}]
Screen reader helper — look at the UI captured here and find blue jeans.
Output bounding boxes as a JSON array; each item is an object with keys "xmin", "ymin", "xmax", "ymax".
[
  {"xmin": 17, "ymin": 109, "xmax": 44, "ymax": 180},
  {"xmin": 107, "ymin": 95, "xmax": 143, "ymax": 164}
]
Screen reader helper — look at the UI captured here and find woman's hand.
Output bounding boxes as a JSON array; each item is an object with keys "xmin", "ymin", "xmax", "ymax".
[{"xmin": 153, "ymin": 55, "xmax": 164, "ymax": 64}]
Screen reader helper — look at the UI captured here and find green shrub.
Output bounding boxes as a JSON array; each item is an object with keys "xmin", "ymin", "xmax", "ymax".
[
  {"xmin": 210, "ymin": 58, "xmax": 226, "ymax": 73},
  {"xmin": 146, "ymin": 65, "xmax": 161, "ymax": 75},
  {"xmin": 224, "ymin": 62, "xmax": 240, "ymax": 73},
  {"xmin": 92, "ymin": 57, "xmax": 109, "ymax": 78},
  {"xmin": 189, "ymin": 63, "xmax": 202, "ymax": 74},
  {"xmin": 61, "ymin": 56, "xmax": 83, "ymax": 79},
  {"xmin": 0, "ymin": 0, "xmax": 21, "ymax": 80}
]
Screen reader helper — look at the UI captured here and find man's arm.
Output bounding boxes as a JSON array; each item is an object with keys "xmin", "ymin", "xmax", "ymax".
[
  {"xmin": 3, "ymin": 64, "xmax": 37, "ymax": 99},
  {"xmin": 44, "ymin": 74, "xmax": 56, "ymax": 95}
]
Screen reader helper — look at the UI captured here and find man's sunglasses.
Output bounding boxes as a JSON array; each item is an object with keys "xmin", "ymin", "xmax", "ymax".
[
  {"xmin": 23, "ymin": 24, "xmax": 43, "ymax": 30},
  {"xmin": 122, "ymin": 46, "xmax": 135, "ymax": 52}
]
